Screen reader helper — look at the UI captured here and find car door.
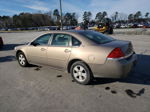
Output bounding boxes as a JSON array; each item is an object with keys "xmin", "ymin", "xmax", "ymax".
[
  {"xmin": 27, "ymin": 34, "xmax": 52, "ymax": 65},
  {"xmin": 47, "ymin": 33, "xmax": 72, "ymax": 69}
]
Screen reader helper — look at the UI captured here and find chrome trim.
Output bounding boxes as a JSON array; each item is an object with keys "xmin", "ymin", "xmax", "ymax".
[{"xmin": 107, "ymin": 51, "xmax": 134, "ymax": 61}]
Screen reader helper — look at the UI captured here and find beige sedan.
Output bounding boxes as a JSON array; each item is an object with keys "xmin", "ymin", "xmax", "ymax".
[{"xmin": 15, "ymin": 30, "xmax": 137, "ymax": 84}]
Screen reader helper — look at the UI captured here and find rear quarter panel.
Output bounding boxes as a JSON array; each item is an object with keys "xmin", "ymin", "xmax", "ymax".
[{"xmin": 69, "ymin": 45, "xmax": 113, "ymax": 65}]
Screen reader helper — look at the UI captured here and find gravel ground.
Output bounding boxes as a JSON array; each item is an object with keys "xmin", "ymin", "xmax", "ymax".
[{"xmin": 0, "ymin": 31, "xmax": 150, "ymax": 112}]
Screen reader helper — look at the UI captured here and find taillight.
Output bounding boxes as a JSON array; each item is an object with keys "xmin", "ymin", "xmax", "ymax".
[{"xmin": 107, "ymin": 48, "xmax": 125, "ymax": 58}]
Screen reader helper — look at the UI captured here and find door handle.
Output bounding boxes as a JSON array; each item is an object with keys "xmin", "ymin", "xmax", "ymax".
[
  {"xmin": 64, "ymin": 49, "xmax": 71, "ymax": 53},
  {"xmin": 41, "ymin": 48, "xmax": 46, "ymax": 51}
]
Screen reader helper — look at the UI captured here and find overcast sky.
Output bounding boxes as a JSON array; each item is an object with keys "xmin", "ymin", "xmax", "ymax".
[{"xmin": 0, "ymin": 0, "xmax": 150, "ymax": 21}]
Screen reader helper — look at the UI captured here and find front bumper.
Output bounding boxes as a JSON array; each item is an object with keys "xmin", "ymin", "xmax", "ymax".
[{"xmin": 90, "ymin": 53, "xmax": 137, "ymax": 78}]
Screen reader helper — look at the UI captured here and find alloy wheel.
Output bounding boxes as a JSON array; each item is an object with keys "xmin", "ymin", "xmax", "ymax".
[
  {"xmin": 73, "ymin": 65, "xmax": 87, "ymax": 82},
  {"xmin": 18, "ymin": 54, "xmax": 26, "ymax": 66}
]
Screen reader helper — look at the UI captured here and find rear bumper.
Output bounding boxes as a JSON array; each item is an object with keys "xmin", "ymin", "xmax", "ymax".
[{"xmin": 90, "ymin": 53, "xmax": 137, "ymax": 78}]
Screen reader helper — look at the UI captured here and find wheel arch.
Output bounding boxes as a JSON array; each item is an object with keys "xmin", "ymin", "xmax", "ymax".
[
  {"xmin": 67, "ymin": 59, "xmax": 93, "ymax": 75},
  {"xmin": 16, "ymin": 50, "xmax": 27, "ymax": 58}
]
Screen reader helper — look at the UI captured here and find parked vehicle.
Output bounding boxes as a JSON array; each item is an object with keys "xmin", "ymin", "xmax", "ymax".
[
  {"xmin": 142, "ymin": 23, "xmax": 150, "ymax": 28},
  {"xmin": 89, "ymin": 23, "xmax": 107, "ymax": 33},
  {"xmin": 113, "ymin": 23, "xmax": 121, "ymax": 28},
  {"xmin": 48, "ymin": 26, "xmax": 60, "ymax": 30},
  {"xmin": 0, "ymin": 37, "xmax": 4, "ymax": 48},
  {"xmin": 137, "ymin": 24, "xmax": 144, "ymax": 28},
  {"xmin": 89, "ymin": 18, "xmax": 114, "ymax": 34},
  {"xmin": 15, "ymin": 30, "xmax": 137, "ymax": 85},
  {"xmin": 63, "ymin": 26, "xmax": 76, "ymax": 30}
]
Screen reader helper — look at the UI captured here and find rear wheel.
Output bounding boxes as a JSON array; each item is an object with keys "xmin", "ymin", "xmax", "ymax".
[
  {"xmin": 17, "ymin": 52, "xmax": 29, "ymax": 67},
  {"xmin": 71, "ymin": 61, "xmax": 93, "ymax": 85},
  {"xmin": 108, "ymin": 27, "xmax": 113, "ymax": 34}
]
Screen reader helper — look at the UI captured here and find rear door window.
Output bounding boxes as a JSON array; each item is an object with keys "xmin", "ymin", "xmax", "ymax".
[
  {"xmin": 51, "ymin": 34, "xmax": 71, "ymax": 46},
  {"xmin": 72, "ymin": 37, "xmax": 81, "ymax": 46}
]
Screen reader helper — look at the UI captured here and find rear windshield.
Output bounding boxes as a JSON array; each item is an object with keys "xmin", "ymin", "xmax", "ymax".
[{"xmin": 79, "ymin": 31, "xmax": 115, "ymax": 44}]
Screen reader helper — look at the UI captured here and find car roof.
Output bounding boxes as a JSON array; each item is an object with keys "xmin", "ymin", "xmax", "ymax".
[
  {"xmin": 47, "ymin": 30, "xmax": 91, "ymax": 34},
  {"xmin": 40, "ymin": 30, "xmax": 96, "ymax": 45}
]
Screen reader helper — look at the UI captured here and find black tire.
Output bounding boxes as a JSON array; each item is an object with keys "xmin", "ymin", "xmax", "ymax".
[
  {"xmin": 0, "ymin": 45, "xmax": 3, "ymax": 49},
  {"xmin": 109, "ymin": 27, "xmax": 113, "ymax": 34},
  {"xmin": 17, "ymin": 52, "xmax": 29, "ymax": 67},
  {"xmin": 70, "ymin": 61, "xmax": 93, "ymax": 85}
]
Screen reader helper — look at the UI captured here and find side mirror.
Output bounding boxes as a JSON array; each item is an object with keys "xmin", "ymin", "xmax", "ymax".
[{"xmin": 30, "ymin": 42, "xmax": 39, "ymax": 46}]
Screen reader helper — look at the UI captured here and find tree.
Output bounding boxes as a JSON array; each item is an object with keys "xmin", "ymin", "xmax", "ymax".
[
  {"xmin": 53, "ymin": 9, "xmax": 60, "ymax": 22},
  {"xmin": 13, "ymin": 14, "xmax": 22, "ymax": 27},
  {"xmin": 128, "ymin": 14, "xmax": 134, "ymax": 20},
  {"xmin": 70, "ymin": 13, "xmax": 78, "ymax": 26},
  {"xmin": 64, "ymin": 13, "xmax": 72, "ymax": 25},
  {"xmin": 83, "ymin": 11, "xmax": 92, "ymax": 23},
  {"xmin": 95, "ymin": 12, "xmax": 103, "ymax": 23},
  {"xmin": 134, "ymin": 11, "xmax": 142, "ymax": 19},
  {"xmin": 114, "ymin": 12, "xmax": 118, "ymax": 21},
  {"xmin": 87, "ymin": 12, "xmax": 92, "ymax": 22},
  {"xmin": 19, "ymin": 13, "xmax": 33, "ymax": 27},
  {"xmin": 145, "ymin": 12, "xmax": 149, "ymax": 18},
  {"xmin": 0, "ymin": 16, "xmax": 12, "ymax": 28},
  {"xmin": 110, "ymin": 12, "xmax": 118, "ymax": 22},
  {"xmin": 64, "ymin": 12, "xmax": 78, "ymax": 26},
  {"xmin": 102, "ymin": 11, "xmax": 107, "ymax": 18},
  {"xmin": 95, "ymin": 11, "xmax": 107, "ymax": 23},
  {"xmin": 117, "ymin": 13, "xmax": 128, "ymax": 21}
]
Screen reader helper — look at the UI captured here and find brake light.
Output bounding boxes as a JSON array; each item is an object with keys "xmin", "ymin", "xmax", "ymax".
[{"xmin": 107, "ymin": 48, "xmax": 125, "ymax": 58}]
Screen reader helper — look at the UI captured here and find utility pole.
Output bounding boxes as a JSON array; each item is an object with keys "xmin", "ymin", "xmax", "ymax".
[{"xmin": 59, "ymin": 0, "xmax": 63, "ymax": 30}]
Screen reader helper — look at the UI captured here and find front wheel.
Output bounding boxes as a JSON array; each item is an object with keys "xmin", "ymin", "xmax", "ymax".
[
  {"xmin": 71, "ymin": 61, "xmax": 93, "ymax": 85},
  {"xmin": 17, "ymin": 52, "xmax": 29, "ymax": 67}
]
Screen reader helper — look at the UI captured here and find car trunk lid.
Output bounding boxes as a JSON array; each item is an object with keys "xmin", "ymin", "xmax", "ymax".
[{"xmin": 102, "ymin": 40, "xmax": 133, "ymax": 56}]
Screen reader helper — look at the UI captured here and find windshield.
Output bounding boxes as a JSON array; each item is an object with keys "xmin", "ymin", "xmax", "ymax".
[{"xmin": 79, "ymin": 31, "xmax": 115, "ymax": 44}]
